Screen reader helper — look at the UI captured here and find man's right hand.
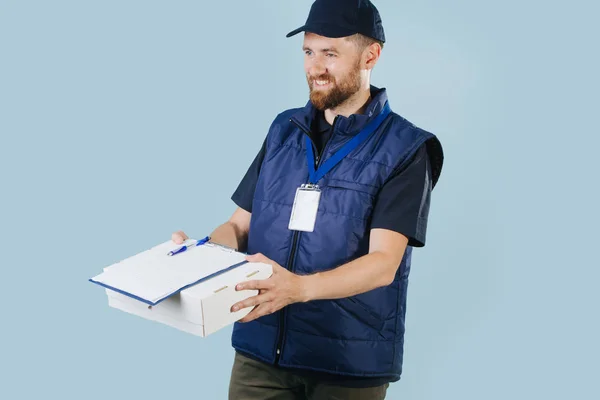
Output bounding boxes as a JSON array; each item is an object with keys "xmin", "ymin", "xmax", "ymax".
[{"xmin": 171, "ymin": 230, "xmax": 189, "ymax": 244}]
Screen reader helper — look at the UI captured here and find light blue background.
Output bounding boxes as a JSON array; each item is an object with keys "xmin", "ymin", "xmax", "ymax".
[{"xmin": 1, "ymin": 1, "xmax": 598, "ymax": 399}]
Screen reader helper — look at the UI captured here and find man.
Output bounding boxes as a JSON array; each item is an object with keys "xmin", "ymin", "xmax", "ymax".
[{"xmin": 172, "ymin": 0, "xmax": 443, "ymax": 398}]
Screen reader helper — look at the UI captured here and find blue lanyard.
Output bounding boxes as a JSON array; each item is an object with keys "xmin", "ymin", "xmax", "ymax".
[{"xmin": 305, "ymin": 101, "xmax": 391, "ymax": 184}]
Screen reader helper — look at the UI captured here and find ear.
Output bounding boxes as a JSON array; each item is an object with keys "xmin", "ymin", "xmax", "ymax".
[{"xmin": 363, "ymin": 42, "xmax": 382, "ymax": 70}]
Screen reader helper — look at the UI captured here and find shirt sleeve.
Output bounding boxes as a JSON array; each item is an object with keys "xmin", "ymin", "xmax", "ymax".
[
  {"xmin": 230, "ymin": 138, "xmax": 267, "ymax": 213},
  {"xmin": 370, "ymin": 143, "xmax": 432, "ymax": 247}
]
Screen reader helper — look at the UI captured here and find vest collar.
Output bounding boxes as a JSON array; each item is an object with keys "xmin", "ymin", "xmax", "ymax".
[{"xmin": 291, "ymin": 86, "xmax": 389, "ymax": 137}]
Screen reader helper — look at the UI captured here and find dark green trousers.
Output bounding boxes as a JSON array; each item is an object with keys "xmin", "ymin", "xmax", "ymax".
[{"xmin": 228, "ymin": 352, "xmax": 389, "ymax": 400}]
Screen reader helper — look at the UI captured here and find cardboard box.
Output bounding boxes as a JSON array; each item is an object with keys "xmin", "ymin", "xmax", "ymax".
[{"xmin": 102, "ymin": 259, "xmax": 272, "ymax": 337}]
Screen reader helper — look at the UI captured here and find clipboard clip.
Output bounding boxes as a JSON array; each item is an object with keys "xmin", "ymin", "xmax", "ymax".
[{"xmin": 205, "ymin": 242, "xmax": 237, "ymax": 253}]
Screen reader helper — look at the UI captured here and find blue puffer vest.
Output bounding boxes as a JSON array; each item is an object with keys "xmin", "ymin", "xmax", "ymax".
[{"xmin": 231, "ymin": 86, "xmax": 443, "ymax": 381}]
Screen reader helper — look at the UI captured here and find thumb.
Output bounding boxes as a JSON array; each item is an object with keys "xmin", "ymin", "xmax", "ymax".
[
  {"xmin": 171, "ymin": 231, "xmax": 188, "ymax": 244},
  {"xmin": 245, "ymin": 252, "xmax": 271, "ymax": 263}
]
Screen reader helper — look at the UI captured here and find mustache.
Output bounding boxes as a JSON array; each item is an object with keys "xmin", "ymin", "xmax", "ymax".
[{"xmin": 308, "ymin": 74, "xmax": 334, "ymax": 82}]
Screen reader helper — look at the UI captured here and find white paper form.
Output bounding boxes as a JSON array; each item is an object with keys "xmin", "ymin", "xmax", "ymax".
[{"xmin": 90, "ymin": 240, "xmax": 247, "ymax": 305}]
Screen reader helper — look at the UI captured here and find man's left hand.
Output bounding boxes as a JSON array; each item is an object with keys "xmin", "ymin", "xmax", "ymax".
[{"xmin": 231, "ymin": 253, "xmax": 308, "ymax": 323}]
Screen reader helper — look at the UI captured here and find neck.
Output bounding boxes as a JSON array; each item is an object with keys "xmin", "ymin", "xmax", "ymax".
[{"xmin": 324, "ymin": 87, "xmax": 372, "ymax": 125}]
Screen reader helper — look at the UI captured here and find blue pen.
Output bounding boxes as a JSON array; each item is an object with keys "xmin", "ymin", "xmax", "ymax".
[{"xmin": 167, "ymin": 236, "xmax": 211, "ymax": 256}]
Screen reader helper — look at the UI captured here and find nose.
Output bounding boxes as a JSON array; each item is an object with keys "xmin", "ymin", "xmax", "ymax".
[{"xmin": 307, "ymin": 57, "xmax": 327, "ymax": 78}]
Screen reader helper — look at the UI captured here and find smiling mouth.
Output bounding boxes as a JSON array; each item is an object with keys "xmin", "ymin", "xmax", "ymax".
[{"xmin": 313, "ymin": 79, "xmax": 331, "ymax": 87}]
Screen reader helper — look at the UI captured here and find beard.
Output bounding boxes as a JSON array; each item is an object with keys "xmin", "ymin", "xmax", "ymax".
[{"xmin": 307, "ymin": 62, "xmax": 362, "ymax": 111}]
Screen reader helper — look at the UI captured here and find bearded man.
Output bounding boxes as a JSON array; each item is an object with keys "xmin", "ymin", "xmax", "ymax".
[{"xmin": 172, "ymin": 1, "xmax": 444, "ymax": 398}]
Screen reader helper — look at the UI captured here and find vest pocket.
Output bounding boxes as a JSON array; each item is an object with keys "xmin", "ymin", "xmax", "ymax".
[
  {"xmin": 334, "ymin": 297, "xmax": 385, "ymax": 337},
  {"xmin": 325, "ymin": 179, "xmax": 379, "ymax": 197},
  {"xmin": 322, "ymin": 180, "xmax": 378, "ymax": 221}
]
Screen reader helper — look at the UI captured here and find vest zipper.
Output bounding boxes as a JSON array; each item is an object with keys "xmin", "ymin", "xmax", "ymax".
[
  {"xmin": 313, "ymin": 115, "xmax": 337, "ymax": 170},
  {"xmin": 274, "ymin": 117, "xmax": 338, "ymax": 365},
  {"xmin": 275, "ymin": 227, "xmax": 300, "ymax": 364},
  {"xmin": 290, "ymin": 116, "xmax": 338, "ymax": 169}
]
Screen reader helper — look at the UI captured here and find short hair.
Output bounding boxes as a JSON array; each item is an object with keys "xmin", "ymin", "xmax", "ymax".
[{"xmin": 347, "ymin": 33, "xmax": 384, "ymax": 52}]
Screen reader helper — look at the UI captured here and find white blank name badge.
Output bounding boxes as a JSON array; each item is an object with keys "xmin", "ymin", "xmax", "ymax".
[{"xmin": 288, "ymin": 184, "xmax": 321, "ymax": 232}]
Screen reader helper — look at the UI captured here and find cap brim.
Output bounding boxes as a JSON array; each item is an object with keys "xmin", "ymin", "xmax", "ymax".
[
  {"xmin": 286, "ymin": 23, "xmax": 357, "ymax": 39},
  {"xmin": 286, "ymin": 26, "xmax": 305, "ymax": 38}
]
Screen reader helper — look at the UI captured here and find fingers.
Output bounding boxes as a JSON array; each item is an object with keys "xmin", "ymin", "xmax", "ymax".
[
  {"xmin": 237, "ymin": 305, "xmax": 259, "ymax": 323},
  {"xmin": 236, "ymin": 279, "xmax": 274, "ymax": 291},
  {"xmin": 171, "ymin": 230, "xmax": 189, "ymax": 244},
  {"xmin": 231, "ymin": 292, "xmax": 273, "ymax": 312},
  {"xmin": 245, "ymin": 253, "xmax": 283, "ymax": 273},
  {"xmin": 238, "ymin": 303, "xmax": 276, "ymax": 323}
]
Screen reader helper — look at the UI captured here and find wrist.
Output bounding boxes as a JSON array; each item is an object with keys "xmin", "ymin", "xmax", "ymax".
[{"xmin": 297, "ymin": 273, "xmax": 319, "ymax": 303}]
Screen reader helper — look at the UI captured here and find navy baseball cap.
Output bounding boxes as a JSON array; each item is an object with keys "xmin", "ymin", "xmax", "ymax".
[{"xmin": 286, "ymin": 0, "xmax": 385, "ymax": 43}]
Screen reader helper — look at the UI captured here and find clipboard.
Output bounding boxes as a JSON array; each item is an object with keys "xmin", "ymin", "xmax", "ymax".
[{"xmin": 89, "ymin": 239, "xmax": 250, "ymax": 306}]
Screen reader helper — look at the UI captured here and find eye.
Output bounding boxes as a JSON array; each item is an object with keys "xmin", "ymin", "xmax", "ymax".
[
  {"xmin": 326, "ymin": 53, "xmax": 336, "ymax": 57},
  {"xmin": 304, "ymin": 50, "xmax": 313, "ymax": 56}
]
